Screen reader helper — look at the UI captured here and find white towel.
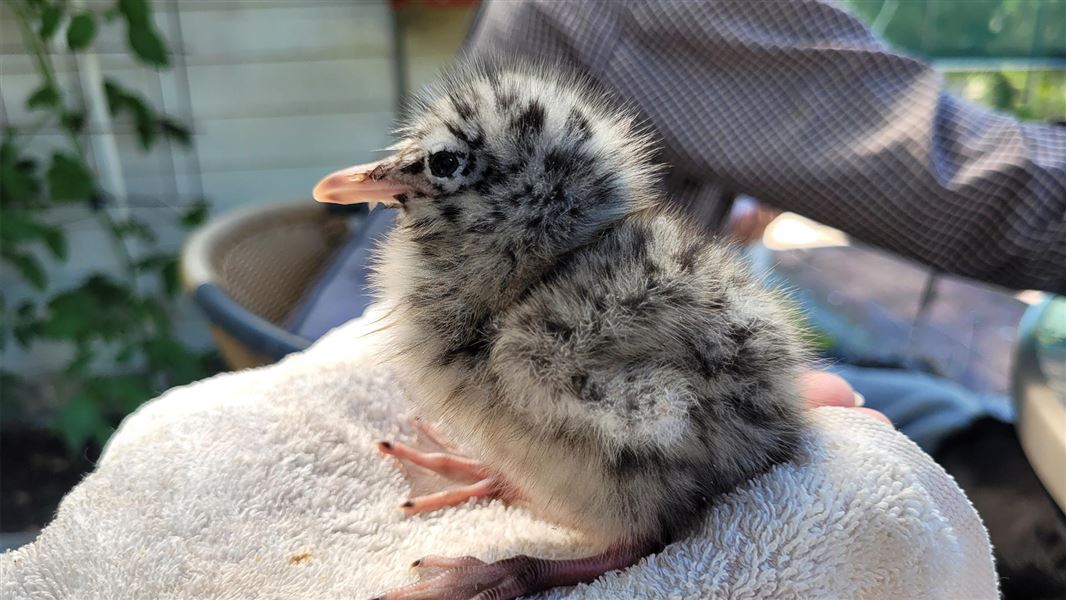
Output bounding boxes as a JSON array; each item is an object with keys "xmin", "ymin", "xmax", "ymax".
[{"xmin": 1, "ymin": 311, "xmax": 998, "ymax": 599}]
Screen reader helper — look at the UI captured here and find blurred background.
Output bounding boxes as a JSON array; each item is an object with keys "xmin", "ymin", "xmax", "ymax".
[{"xmin": 1, "ymin": 0, "xmax": 1063, "ymax": 593}]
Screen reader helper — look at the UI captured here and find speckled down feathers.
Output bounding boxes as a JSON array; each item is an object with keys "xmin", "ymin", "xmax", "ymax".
[{"xmin": 371, "ymin": 61, "xmax": 810, "ymax": 546}]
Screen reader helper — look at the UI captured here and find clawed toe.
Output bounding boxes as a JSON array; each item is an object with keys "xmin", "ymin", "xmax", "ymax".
[
  {"xmin": 373, "ymin": 548, "xmax": 644, "ymax": 600},
  {"xmin": 410, "ymin": 555, "xmax": 484, "ymax": 580},
  {"xmin": 375, "ymin": 431, "xmax": 522, "ymax": 515},
  {"xmin": 399, "ymin": 478, "xmax": 498, "ymax": 515},
  {"xmin": 372, "ymin": 555, "xmax": 524, "ymax": 600},
  {"xmin": 376, "ymin": 439, "xmax": 488, "ymax": 482}
]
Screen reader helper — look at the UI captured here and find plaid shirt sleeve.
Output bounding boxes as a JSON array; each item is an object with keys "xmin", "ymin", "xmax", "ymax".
[{"xmin": 463, "ymin": 0, "xmax": 1066, "ymax": 294}]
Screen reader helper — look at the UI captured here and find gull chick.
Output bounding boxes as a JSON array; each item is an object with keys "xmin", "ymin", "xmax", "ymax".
[{"xmin": 314, "ymin": 60, "xmax": 810, "ymax": 600}]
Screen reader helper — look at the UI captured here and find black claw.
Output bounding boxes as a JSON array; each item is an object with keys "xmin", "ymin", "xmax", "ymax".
[
  {"xmin": 411, "ymin": 559, "xmax": 422, "ymax": 567},
  {"xmin": 401, "ymin": 500, "xmax": 414, "ymax": 508},
  {"xmin": 379, "ymin": 441, "xmax": 393, "ymax": 450}
]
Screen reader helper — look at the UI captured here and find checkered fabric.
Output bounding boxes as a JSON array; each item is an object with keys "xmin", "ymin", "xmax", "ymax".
[{"xmin": 464, "ymin": 0, "xmax": 1066, "ymax": 293}]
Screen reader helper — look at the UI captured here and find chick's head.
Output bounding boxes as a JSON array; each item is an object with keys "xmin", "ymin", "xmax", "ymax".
[{"xmin": 315, "ymin": 61, "xmax": 661, "ymax": 259}]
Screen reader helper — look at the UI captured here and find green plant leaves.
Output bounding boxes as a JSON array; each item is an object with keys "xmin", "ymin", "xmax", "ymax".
[
  {"xmin": 99, "ymin": 375, "xmax": 154, "ymax": 414},
  {"xmin": 1, "ymin": 140, "xmax": 41, "ymax": 205},
  {"xmin": 46, "ymin": 152, "xmax": 94, "ymax": 202},
  {"xmin": 4, "ymin": 252, "xmax": 47, "ymax": 290},
  {"xmin": 11, "ymin": 300, "xmax": 42, "ymax": 348},
  {"xmin": 0, "ymin": 205, "xmax": 65, "ymax": 293},
  {"xmin": 66, "ymin": 12, "xmax": 97, "ymax": 51},
  {"xmin": 102, "ymin": 79, "xmax": 126, "ymax": 113},
  {"xmin": 104, "ymin": 79, "xmax": 156, "ymax": 149},
  {"xmin": 66, "ymin": 341, "xmax": 94, "ymax": 375},
  {"xmin": 31, "ymin": 272, "xmax": 213, "ymax": 453},
  {"xmin": 39, "ymin": 4, "xmax": 63, "ymax": 40},
  {"xmin": 160, "ymin": 118, "xmax": 192, "ymax": 147},
  {"xmin": 136, "ymin": 253, "xmax": 180, "ymax": 296},
  {"xmin": 0, "ymin": 294, "xmax": 6, "ymax": 353},
  {"xmin": 128, "ymin": 26, "xmax": 169, "ymax": 67},
  {"xmin": 161, "ymin": 259, "xmax": 179, "ymax": 296},
  {"xmin": 42, "ymin": 275, "xmax": 134, "ymax": 342},
  {"xmin": 55, "ymin": 373, "xmax": 163, "ymax": 450},
  {"xmin": 0, "ymin": 211, "xmax": 67, "ymax": 260},
  {"xmin": 104, "ymin": 79, "xmax": 190, "ymax": 150},
  {"xmin": 132, "ymin": 102, "xmax": 157, "ymax": 149},
  {"xmin": 54, "ymin": 374, "xmax": 155, "ymax": 451},
  {"xmin": 2, "ymin": 211, "xmax": 46, "ymax": 243},
  {"xmin": 42, "ymin": 288, "xmax": 100, "ymax": 340},
  {"xmin": 117, "ymin": 0, "xmax": 150, "ymax": 24},
  {"xmin": 40, "ymin": 226, "xmax": 67, "ymax": 259},
  {"xmin": 143, "ymin": 337, "xmax": 203, "ymax": 385},
  {"xmin": 7, "ymin": 0, "xmax": 211, "ymax": 459},
  {"xmin": 180, "ymin": 199, "xmax": 208, "ymax": 228},
  {"xmin": 61, "ymin": 110, "xmax": 86, "ymax": 134},
  {"xmin": 119, "ymin": 0, "xmax": 169, "ymax": 67},
  {"xmin": 55, "ymin": 388, "xmax": 110, "ymax": 453},
  {"xmin": 26, "ymin": 84, "xmax": 60, "ymax": 110}
]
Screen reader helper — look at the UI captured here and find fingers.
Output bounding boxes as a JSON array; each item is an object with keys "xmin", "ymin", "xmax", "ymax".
[
  {"xmin": 852, "ymin": 406, "xmax": 893, "ymax": 426},
  {"xmin": 800, "ymin": 371, "xmax": 861, "ymax": 408},
  {"xmin": 801, "ymin": 370, "xmax": 892, "ymax": 427},
  {"xmin": 728, "ymin": 201, "xmax": 780, "ymax": 243}
]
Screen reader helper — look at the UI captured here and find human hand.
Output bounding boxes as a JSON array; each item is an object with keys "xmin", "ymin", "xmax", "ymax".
[
  {"xmin": 728, "ymin": 200, "xmax": 780, "ymax": 244},
  {"xmin": 800, "ymin": 370, "xmax": 891, "ymax": 425}
]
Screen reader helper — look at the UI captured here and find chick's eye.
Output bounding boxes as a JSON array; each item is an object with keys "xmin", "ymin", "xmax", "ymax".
[{"xmin": 428, "ymin": 150, "xmax": 461, "ymax": 178}]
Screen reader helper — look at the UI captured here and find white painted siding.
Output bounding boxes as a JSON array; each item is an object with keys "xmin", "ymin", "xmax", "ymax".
[{"xmin": 1, "ymin": 0, "xmax": 409, "ymax": 376}]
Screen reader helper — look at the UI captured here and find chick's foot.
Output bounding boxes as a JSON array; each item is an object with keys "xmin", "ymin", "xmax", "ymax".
[
  {"xmin": 376, "ymin": 436, "xmax": 520, "ymax": 516},
  {"xmin": 371, "ymin": 548, "xmax": 644, "ymax": 600}
]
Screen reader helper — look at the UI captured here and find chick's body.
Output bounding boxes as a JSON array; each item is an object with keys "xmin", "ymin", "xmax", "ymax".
[{"xmin": 367, "ymin": 63, "xmax": 810, "ymax": 550}]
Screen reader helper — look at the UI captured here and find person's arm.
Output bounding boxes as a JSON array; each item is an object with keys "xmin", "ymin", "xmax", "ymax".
[{"xmin": 464, "ymin": 0, "xmax": 1066, "ymax": 293}]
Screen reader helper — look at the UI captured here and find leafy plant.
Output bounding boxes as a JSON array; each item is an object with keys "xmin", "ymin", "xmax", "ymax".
[
  {"xmin": 843, "ymin": 0, "xmax": 1066, "ymax": 123},
  {"xmin": 2, "ymin": 0, "xmax": 215, "ymax": 452},
  {"xmin": 843, "ymin": 0, "xmax": 1065, "ymax": 60}
]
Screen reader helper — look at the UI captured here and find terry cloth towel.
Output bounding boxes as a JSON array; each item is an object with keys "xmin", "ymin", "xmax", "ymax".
[{"xmin": 1, "ymin": 309, "xmax": 998, "ymax": 599}]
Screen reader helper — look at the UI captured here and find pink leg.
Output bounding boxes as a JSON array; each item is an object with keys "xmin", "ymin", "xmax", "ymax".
[
  {"xmin": 410, "ymin": 417, "xmax": 460, "ymax": 452},
  {"xmin": 376, "ymin": 433, "xmax": 521, "ymax": 514},
  {"xmin": 398, "ymin": 478, "xmax": 499, "ymax": 516},
  {"xmin": 377, "ymin": 440, "xmax": 488, "ymax": 483},
  {"xmin": 372, "ymin": 546, "xmax": 646, "ymax": 600}
]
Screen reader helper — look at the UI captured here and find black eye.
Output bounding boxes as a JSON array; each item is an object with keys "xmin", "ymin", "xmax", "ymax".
[{"xmin": 428, "ymin": 150, "xmax": 461, "ymax": 178}]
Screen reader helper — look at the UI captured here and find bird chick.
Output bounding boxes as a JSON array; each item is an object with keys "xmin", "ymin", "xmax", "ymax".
[{"xmin": 314, "ymin": 60, "xmax": 810, "ymax": 600}]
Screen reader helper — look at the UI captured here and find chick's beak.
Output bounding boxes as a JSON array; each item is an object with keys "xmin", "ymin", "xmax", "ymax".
[{"xmin": 312, "ymin": 159, "xmax": 411, "ymax": 209}]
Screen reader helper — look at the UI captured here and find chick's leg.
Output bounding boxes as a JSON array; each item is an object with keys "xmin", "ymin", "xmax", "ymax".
[
  {"xmin": 377, "ymin": 421, "xmax": 521, "ymax": 515},
  {"xmin": 372, "ymin": 547, "xmax": 644, "ymax": 600},
  {"xmin": 408, "ymin": 416, "xmax": 460, "ymax": 452},
  {"xmin": 376, "ymin": 440, "xmax": 488, "ymax": 483}
]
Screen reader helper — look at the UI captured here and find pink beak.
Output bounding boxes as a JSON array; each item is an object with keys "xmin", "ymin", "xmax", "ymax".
[{"xmin": 312, "ymin": 160, "xmax": 411, "ymax": 209}]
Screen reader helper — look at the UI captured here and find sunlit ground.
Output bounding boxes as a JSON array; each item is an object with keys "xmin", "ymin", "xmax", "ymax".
[{"xmin": 761, "ymin": 212, "xmax": 1045, "ymax": 308}]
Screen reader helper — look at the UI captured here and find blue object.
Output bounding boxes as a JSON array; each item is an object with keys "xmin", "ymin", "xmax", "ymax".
[
  {"xmin": 284, "ymin": 209, "xmax": 396, "ymax": 340},
  {"xmin": 194, "ymin": 284, "xmax": 312, "ymax": 360},
  {"xmin": 830, "ymin": 364, "xmax": 1013, "ymax": 454}
]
